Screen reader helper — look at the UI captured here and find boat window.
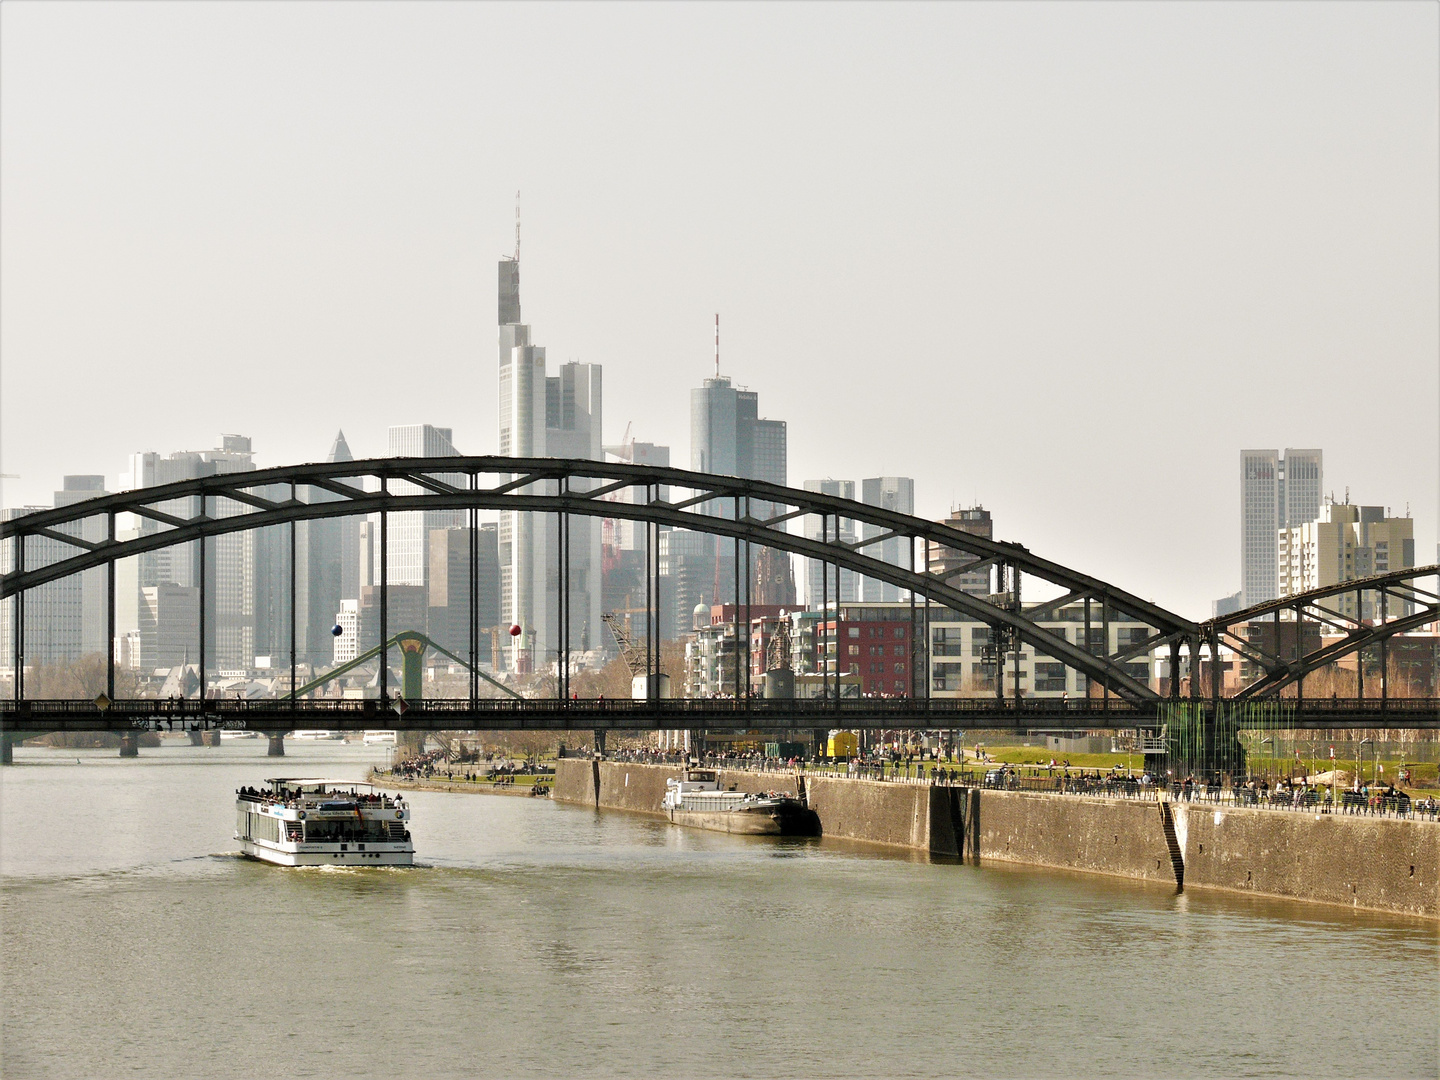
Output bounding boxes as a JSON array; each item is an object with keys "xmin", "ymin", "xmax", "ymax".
[{"xmin": 243, "ymin": 812, "xmax": 282, "ymax": 844}]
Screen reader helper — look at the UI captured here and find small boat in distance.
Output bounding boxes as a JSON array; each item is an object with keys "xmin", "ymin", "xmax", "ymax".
[
  {"xmin": 661, "ymin": 769, "xmax": 818, "ymax": 836},
  {"xmin": 235, "ymin": 778, "xmax": 414, "ymax": 866}
]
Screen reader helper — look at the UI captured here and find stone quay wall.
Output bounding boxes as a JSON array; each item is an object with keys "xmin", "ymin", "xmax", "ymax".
[
  {"xmin": 1173, "ymin": 802, "xmax": 1438, "ymax": 918},
  {"xmin": 551, "ymin": 760, "xmax": 1437, "ymax": 918},
  {"xmin": 970, "ymin": 789, "xmax": 1181, "ymax": 885}
]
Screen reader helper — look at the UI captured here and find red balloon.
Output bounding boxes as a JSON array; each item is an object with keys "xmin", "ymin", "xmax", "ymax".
[{"xmin": 509, "ymin": 624, "xmax": 522, "ymax": 637}]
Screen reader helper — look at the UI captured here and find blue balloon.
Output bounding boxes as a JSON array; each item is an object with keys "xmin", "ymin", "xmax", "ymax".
[{"xmin": 331, "ymin": 623, "xmax": 344, "ymax": 637}]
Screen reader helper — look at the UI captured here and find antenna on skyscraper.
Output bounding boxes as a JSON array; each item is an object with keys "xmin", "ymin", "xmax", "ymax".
[
  {"xmin": 515, "ymin": 190, "xmax": 521, "ymax": 261},
  {"xmin": 714, "ymin": 313, "xmax": 720, "ymax": 378}
]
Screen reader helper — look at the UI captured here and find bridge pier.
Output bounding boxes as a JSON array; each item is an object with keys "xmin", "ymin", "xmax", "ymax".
[
  {"xmin": 188, "ymin": 730, "xmax": 204, "ymax": 746},
  {"xmin": 1, "ymin": 732, "xmax": 13, "ymax": 765},
  {"xmin": 203, "ymin": 730, "xmax": 221, "ymax": 747},
  {"xmin": 593, "ymin": 729, "xmax": 606, "ymax": 756},
  {"xmin": 267, "ymin": 734, "xmax": 285, "ymax": 757},
  {"xmin": 119, "ymin": 733, "xmax": 139, "ymax": 758}
]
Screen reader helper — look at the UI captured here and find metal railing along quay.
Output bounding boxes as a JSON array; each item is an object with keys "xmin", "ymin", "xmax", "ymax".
[{"xmin": 688, "ymin": 757, "xmax": 1440, "ymax": 823}]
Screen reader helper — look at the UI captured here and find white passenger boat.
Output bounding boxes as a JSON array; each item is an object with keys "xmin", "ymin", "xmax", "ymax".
[
  {"xmin": 363, "ymin": 730, "xmax": 397, "ymax": 745},
  {"xmin": 662, "ymin": 769, "xmax": 818, "ymax": 836},
  {"xmin": 219, "ymin": 731, "xmax": 259, "ymax": 741},
  {"xmin": 290, "ymin": 730, "xmax": 344, "ymax": 741},
  {"xmin": 235, "ymin": 778, "xmax": 414, "ymax": 866}
]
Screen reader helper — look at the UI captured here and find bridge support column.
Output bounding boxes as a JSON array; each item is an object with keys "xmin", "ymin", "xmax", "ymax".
[
  {"xmin": 188, "ymin": 730, "xmax": 204, "ymax": 746},
  {"xmin": 1, "ymin": 732, "xmax": 14, "ymax": 765},
  {"xmin": 203, "ymin": 730, "xmax": 221, "ymax": 747},
  {"xmin": 119, "ymin": 733, "xmax": 139, "ymax": 758},
  {"xmin": 593, "ymin": 729, "xmax": 606, "ymax": 757},
  {"xmin": 267, "ymin": 734, "xmax": 285, "ymax": 757}
]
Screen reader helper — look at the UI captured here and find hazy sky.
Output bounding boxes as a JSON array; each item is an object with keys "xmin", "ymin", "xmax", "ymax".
[{"xmin": 2, "ymin": 2, "xmax": 1436, "ymax": 619}]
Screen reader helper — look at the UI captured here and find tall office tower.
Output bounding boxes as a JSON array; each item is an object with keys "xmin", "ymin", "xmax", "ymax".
[
  {"xmin": 475, "ymin": 522, "xmax": 501, "ymax": 655},
  {"xmin": 690, "ymin": 377, "xmax": 787, "ymax": 495},
  {"xmin": 385, "ymin": 424, "xmax": 465, "ymax": 591},
  {"xmin": 139, "ymin": 584, "xmax": 200, "ymax": 671},
  {"xmin": 295, "ymin": 431, "xmax": 357, "ymax": 669},
  {"xmin": 426, "ymin": 523, "xmax": 502, "ymax": 662},
  {"xmin": 658, "ymin": 528, "xmax": 733, "ymax": 643},
  {"xmin": 498, "ymin": 254, "xmax": 545, "ymax": 668},
  {"xmin": 803, "ymin": 479, "xmax": 858, "ymax": 608},
  {"xmin": 602, "ymin": 436, "xmax": 671, "ymax": 552},
  {"xmin": 115, "ymin": 435, "xmax": 270, "ymax": 674},
  {"xmin": 1280, "ymin": 499, "xmax": 1415, "ymax": 620},
  {"xmin": 600, "ymin": 438, "xmax": 671, "ymax": 648},
  {"xmin": 51, "ymin": 476, "xmax": 110, "ymax": 657},
  {"xmin": 1, "ymin": 506, "xmax": 84, "ymax": 669},
  {"xmin": 859, "ymin": 477, "xmax": 916, "ymax": 602},
  {"xmin": 357, "ymin": 585, "xmax": 426, "ymax": 656},
  {"xmin": 1241, "ymin": 449, "xmax": 1323, "ymax": 606},
  {"xmin": 928, "ymin": 507, "xmax": 994, "ymax": 602},
  {"xmin": 356, "ymin": 520, "xmax": 376, "ymax": 592},
  {"xmin": 690, "ymin": 350, "xmax": 788, "ymax": 616},
  {"xmin": 497, "ymin": 253, "xmax": 604, "ymax": 666},
  {"xmin": 545, "ymin": 362, "xmax": 604, "ymax": 654}
]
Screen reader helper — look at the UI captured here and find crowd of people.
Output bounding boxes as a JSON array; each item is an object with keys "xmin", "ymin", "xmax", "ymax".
[{"xmin": 234, "ymin": 783, "xmax": 400, "ymax": 809}]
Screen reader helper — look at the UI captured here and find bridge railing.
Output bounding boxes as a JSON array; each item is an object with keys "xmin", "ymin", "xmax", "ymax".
[{"xmin": 0, "ymin": 696, "xmax": 1151, "ymax": 722}]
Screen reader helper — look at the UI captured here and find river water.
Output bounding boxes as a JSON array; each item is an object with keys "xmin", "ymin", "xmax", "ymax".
[{"xmin": 2, "ymin": 742, "xmax": 1436, "ymax": 1079}]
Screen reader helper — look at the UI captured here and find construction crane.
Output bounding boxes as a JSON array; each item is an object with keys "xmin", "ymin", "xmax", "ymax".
[{"xmin": 601, "ymin": 611, "xmax": 647, "ymax": 677}]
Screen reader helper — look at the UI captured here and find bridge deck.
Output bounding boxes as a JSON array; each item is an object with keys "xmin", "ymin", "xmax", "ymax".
[{"xmin": 3, "ymin": 698, "xmax": 1436, "ymax": 733}]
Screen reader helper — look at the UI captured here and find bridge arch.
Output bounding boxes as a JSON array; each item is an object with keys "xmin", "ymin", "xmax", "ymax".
[
  {"xmin": 1202, "ymin": 567, "xmax": 1440, "ymax": 702},
  {"xmin": 2, "ymin": 455, "xmax": 1203, "ymax": 705}
]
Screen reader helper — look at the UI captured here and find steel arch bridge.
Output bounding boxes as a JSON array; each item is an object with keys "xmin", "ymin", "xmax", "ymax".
[
  {"xmin": 1201, "ymin": 567, "xmax": 1440, "ymax": 703},
  {"xmin": 2, "ymin": 456, "xmax": 1437, "ymax": 731}
]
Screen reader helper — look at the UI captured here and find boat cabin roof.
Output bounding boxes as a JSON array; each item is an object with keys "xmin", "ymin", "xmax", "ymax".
[{"xmin": 262, "ymin": 778, "xmax": 379, "ymax": 792}]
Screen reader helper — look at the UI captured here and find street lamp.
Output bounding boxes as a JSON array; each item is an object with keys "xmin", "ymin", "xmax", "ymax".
[{"xmin": 1358, "ymin": 738, "xmax": 1373, "ymax": 791}]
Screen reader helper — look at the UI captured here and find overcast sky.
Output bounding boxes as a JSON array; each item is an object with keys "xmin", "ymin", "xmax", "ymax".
[{"xmin": 2, "ymin": 2, "xmax": 1436, "ymax": 619}]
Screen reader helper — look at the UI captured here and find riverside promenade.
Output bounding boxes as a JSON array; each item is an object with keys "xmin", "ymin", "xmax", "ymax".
[{"xmin": 551, "ymin": 758, "xmax": 1439, "ymax": 920}]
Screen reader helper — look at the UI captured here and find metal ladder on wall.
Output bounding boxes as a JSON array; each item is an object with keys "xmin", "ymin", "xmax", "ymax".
[{"xmin": 1157, "ymin": 798, "xmax": 1185, "ymax": 890}]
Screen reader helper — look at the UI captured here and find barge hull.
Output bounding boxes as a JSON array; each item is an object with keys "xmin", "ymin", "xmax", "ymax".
[{"xmin": 667, "ymin": 805, "xmax": 819, "ymax": 837}]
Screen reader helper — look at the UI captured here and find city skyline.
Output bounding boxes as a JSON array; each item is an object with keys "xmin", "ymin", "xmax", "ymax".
[{"xmin": 2, "ymin": 3, "xmax": 1435, "ymax": 623}]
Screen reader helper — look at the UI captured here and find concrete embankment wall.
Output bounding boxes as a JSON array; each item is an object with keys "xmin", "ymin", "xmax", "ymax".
[
  {"xmin": 1174, "ymin": 802, "xmax": 1438, "ymax": 919},
  {"xmin": 972, "ymin": 790, "xmax": 1180, "ymax": 886},
  {"xmin": 803, "ymin": 777, "xmax": 942, "ymax": 851},
  {"xmin": 551, "ymin": 761, "xmax": 1438, "ymax": 918}
]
